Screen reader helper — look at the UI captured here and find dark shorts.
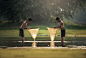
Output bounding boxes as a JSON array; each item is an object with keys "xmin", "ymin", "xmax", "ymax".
[
  {"xmin": 61, "ymin": 29, "xmax": 65, "ymax": 37},
  {"xmin": 19, "ymin": 29, "xmax": 24, "ymax": 37}
]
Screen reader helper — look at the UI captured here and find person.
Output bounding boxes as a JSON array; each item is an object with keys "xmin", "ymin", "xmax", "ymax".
[
  {"xmin": 19, "ymin": 18, "xmax": 32, "ymax": 47},
  {"xmin": 54, "ymin": 17, "xmax": 65, "ymax": 47}
]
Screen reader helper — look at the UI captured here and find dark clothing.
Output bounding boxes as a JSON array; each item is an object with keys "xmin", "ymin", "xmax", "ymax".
[
  {"xmin": 61, "ymin": 29, "xmax": 65, "ymax": 37},
  {"xmin": 19, "ymin": 28, "xmax": 24, "ymax": 37}
]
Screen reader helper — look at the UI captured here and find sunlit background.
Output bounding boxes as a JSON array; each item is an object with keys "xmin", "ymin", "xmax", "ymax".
[{"xmin": 0, "ymin": 0, "xmax": 86, "ymax": 58}]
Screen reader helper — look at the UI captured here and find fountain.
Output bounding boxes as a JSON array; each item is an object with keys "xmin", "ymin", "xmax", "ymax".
[
  {"xmin": 28, "ymin": 28, "xmax": 39, "ymax": 41},
  {"xmin": 47, "ymin": 27, "xmax": 58, "ymax": 41}
]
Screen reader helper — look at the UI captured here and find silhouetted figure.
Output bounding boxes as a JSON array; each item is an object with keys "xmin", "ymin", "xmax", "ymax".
[
  {"xmin": 54, "ymin": 17, "xmax": 65, "ymax": 47},
  {"xmin": 19, "ymin": 18, "xmax": 32, "ymax": 47}
]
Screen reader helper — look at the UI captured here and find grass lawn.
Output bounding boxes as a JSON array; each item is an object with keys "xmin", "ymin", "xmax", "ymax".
[
  {"xmin": 0, "ymin": 37, "xmax": 86, "ymax": 41},
  {"xmin": 0, "ymin": 21, "xmax": 86, "ymax": 36},
  {"xmin": 0, "ymin": 49, "xmax": 86, "ymax": 58},
  {"xmin": 0, "ymin": 30, "xmax": 86, "ymax": 36}
]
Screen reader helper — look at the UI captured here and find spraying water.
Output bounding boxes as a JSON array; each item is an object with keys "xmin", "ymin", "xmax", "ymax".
[
  {"xmin": 28, "ymin": 28, "xmax": 39, "ymax": 41},
  {"xmin": 47, "ymin": 27, "xmax": 58, "ymax": 41}
]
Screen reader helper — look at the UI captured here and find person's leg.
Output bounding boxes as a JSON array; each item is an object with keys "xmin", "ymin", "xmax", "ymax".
[
  {"xmin": 19, "ymin": 29, "xmax": 24, "ymax": 47},
  {"xmin": 61, "ymin": 37, "xmax": 64, "ymax": 47},
  {"xmin": 22, "ymin": 29, "xmax": 24, "ymax": 47},
  {"xmin": 61, "ymin": 29, "xmax": 65, "ymax": 47},
  {"xmin": 22, "ymin": 37, "xmax": 24, "ymax": 47}
]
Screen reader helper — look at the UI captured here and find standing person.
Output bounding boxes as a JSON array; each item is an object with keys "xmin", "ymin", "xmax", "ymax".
[
  {"xmin": 54, "ymin": 17, "xmax": 65, "ymax": 47},
  {"xmin": 19, "ymin": 18, "xmax": 32, "ymax": 47}
]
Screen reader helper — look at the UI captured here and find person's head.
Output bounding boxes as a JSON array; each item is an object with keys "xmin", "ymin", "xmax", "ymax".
[
  {"xmin": 27, "ymin": 18, "xmax": 32, "ymax": 23},
  {"xmin": 56, "ymin": 17, "xmax": 61, "ymax": 22}
]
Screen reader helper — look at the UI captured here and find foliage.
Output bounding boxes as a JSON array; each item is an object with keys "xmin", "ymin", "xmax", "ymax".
[
  {"xmin": 64, "ymin": 21, "xmax": 86, "ymax": 29},
  {"xmin": 0, "ymin": 29, "xmax": 86, "ymax": 36},
  {"xmin": 0, "ymin": 0, "xmax": 86, "ymax": 22},
  {"xmin": 75, "ymin": 9, "xmax": 86, "ymax": 22},
  {"xmin": 0, "ymin": 20, "xmax": 3, "ymax": 23}
]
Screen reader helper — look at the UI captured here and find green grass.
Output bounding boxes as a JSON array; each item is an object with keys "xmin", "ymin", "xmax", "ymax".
[
  {"xmin": 0, "ymin": 21, "xmax": 86, "ymax": 58},
  {"xmin": 0, "ymin": 21, "xmax": 86, "ymax": 37},
  {"xmin": 0, "ymin": 37, "xmax": 86, "ymax": 41},
  {"xmin": 0, "ymin": 49, "xmax": 86, "ymax": 58},
  {"xmin": 64, "ymin": 21, "xmax": 86, "ymax": 30},
  {"xmin": 0, "ymin": 30, "xmax": 86, "ymax": 36},
  {"xmin": 0, "ymin": 21, "xmax": 86, "ymax": 30}
]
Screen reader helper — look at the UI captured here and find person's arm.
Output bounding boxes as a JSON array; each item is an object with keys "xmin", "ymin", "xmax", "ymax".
[
  {"xmin": 54, "ymin": 25, "xmax": 61, "ymax": 28},
  {"xmin": 54, "ymin": 22, "xmax": 62, "ymax": 28},
  {"xmin": 23, "ymin": 23, "xmax": 31, "ymax": 29}
]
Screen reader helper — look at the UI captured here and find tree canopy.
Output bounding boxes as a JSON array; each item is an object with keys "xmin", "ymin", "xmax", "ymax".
[{"xmin": 0, "ymin": 0, "xmax": 86, "ymax": 22}]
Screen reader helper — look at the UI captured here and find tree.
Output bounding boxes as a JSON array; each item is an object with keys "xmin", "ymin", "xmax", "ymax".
[
  {"xmin": 0, "ymin": 0, "xmax": 86, "ymax": 22},
  {"xmin": 75, "ymin": 9, "xmax": 86, "ymax": 22}
]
